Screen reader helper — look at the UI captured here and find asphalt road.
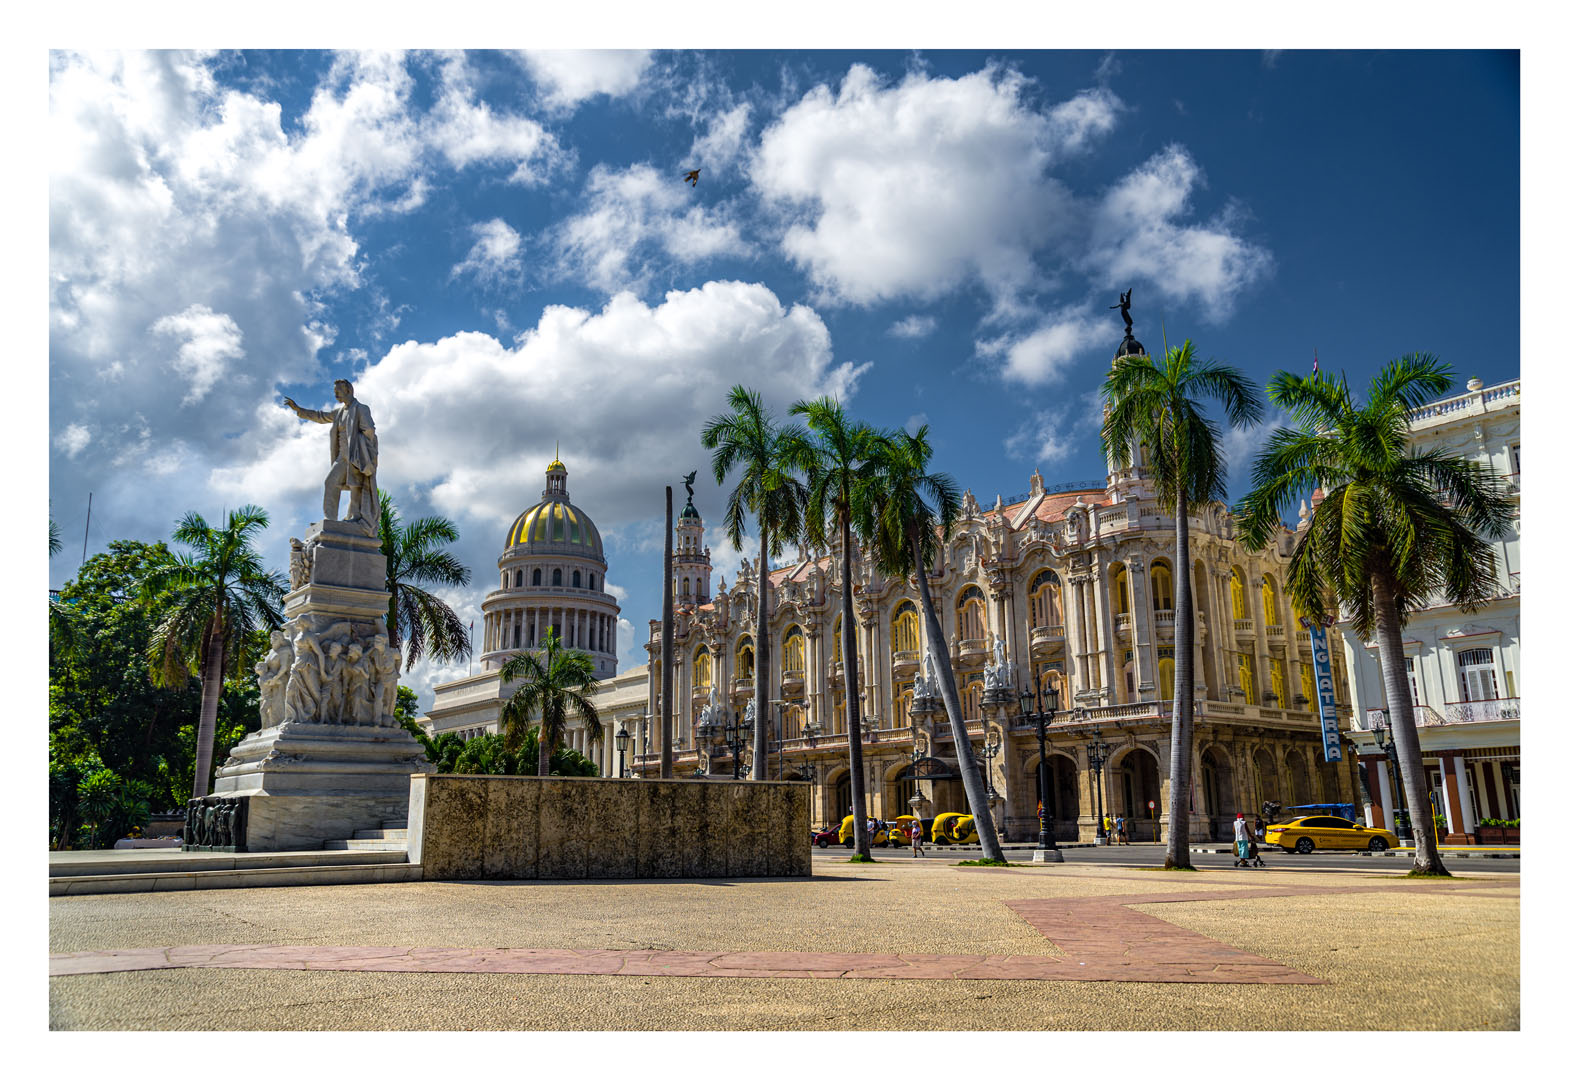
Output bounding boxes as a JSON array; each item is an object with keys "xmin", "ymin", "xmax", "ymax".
[{"xmin": 810, "ymin": 842, "xmax": 1521, "ymax": 873}]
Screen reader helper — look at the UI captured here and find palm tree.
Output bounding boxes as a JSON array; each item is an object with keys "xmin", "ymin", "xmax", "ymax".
[
  {"xmin": 140, "ymin": 506, "xmax": 287, "ymax": 799},
  {"xmin": 859, "ymin": 426, "xmax": 1004, "ymax": 859},
  {"xmin": 379, "ymin": 493, "xmax": 472, "ymax": 673},
  {"xmin": 781, "ymin": 397, "xmax": 882, "ymax": 860},
  {"xmin": 1101, "ymin": 340, "xmax": 1262, "ymax": 870},
  {"xmin": 1234, "ymin": 355, "xmax": 1513, "ymax": 876},
  {"xmin": 701, "ymin": 386, "xmax": 807, "ymax": 779},
  {"xmin": 497, "ymin": 627, "xmax": 602, "ymax": 777}
]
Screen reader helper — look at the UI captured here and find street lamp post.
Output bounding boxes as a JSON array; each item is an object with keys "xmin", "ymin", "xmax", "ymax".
[
  {"xmin": 1373, "ymin": 721, "xmax": 1413, "ymax": 842},
  {"xmin": 1086, "ymin": 724, "xmax": 1111, "ymax": 844},
  {"xmin": 1017, "ymin": 675, "xmax": 1063, "ymax": 863},
  {"xmin": 723, "ymin": 712, "xmax": 750, "ymax": 780},
  {"xmin": 978, "ymin": 732, "xmax": 1001, "ymax": 801},
  {"xmin": 615, "ymin": 724, "xmax": 631, "ymax": 778}
]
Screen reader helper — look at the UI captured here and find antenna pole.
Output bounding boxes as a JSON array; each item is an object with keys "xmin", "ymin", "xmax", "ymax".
[{"xmin": 80, "ymin": 492, "xmax": 92, "ymax": 568}]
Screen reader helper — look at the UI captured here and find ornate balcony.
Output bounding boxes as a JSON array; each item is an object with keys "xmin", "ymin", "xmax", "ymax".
[
  {"xmin": 892, "ymin": 649, "xmax": 918, "ymax": 678},
  {"xmin": 1154, "ymin": 610, "xmax": 1176, "ymax": 629},
  {"xmin": 957, "ymin": 638, "xmax": 988, "ymax": 664},
  {"xmin": 1233, "ymin": 618, "xmax": 1255, "ymax": 638},
  {"xmin": 780, "ymin": 668, "xmax": 805, "ymax": 694},
  {"xmin": 1029, "ymin": 624, "xmax": 1066, "ymax": 650},
  {"xmin": 1266, "ymin": 624, "xmax": 1285, "ymax": 640},
  {"xmin": 1443, "ymin": 697, "xmax": 1521, "ymax": 725},
  {"xmin": 731, "ymin": 676, "xmax": 754, "ymax": 697}
]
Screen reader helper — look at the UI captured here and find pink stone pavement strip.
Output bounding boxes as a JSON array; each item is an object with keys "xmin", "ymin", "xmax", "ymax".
[{"xmin": 48, "ymin": 878, "xmax": 1513, "ymax": 987}]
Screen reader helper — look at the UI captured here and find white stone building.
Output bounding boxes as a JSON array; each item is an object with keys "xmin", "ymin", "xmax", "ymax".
[
  {"xmin": 1340, "ymin": 378, "xmax": 1521, "ymax": 841},
  {"xmin": 424, "ymin": 457, "xmax": 649, "ymax": 775}
]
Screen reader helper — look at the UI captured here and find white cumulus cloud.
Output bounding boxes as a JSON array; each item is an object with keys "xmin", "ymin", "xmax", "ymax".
[
  {"xmin": 150, "ymin": 304, "xmax": 246, "ymax": 404},
  {"xmin": 516, "ymin": 50, "xmax": 654, "ymax": 111},
  {"xmin": 452, "ymin": 218, "xmax": 524, "ymax": 284},
  {"xmin": 1085, "ymin": 145, "xmax": 1273, "ymax": 322},
  {"xmin": 752, "ymin": 64, "xmax": 1120, "ymax": 310},
  {"xmin": 981, "ymin": 306, "xmax": 1117, "ymax": 386},
  {"xmin": 548, "ymin": 163, "xmax": 751, "ymax": 293},
  {"xmin": 888, "ymin": 315, "xmax": 937, "ymax": 339}
]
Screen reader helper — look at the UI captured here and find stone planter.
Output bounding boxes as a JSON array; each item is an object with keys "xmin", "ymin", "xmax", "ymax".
[{"xmin": 1474, "ymin": 825, "xmax": 1520, "ymax": 845}]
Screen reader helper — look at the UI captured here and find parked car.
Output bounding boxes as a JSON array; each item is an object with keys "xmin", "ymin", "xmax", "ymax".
[
  {"xmin": 931, "ymin": 812, "xmax": 976, "ymax": 845},
  {"xmin": 811, "ymin": 827, "xmax": 839, "ymax": 848},
  {"xmin": 883, "ymin": 815, "xmax": 929, "ymax": 847},
  {"xmin": 1265, "ymin": 815, "xmax": 1398, "ymax": 853}
]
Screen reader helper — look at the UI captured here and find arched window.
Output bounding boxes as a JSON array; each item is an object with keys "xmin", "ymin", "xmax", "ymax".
[
  {"xmin": 894, "ymin": 681, "xmax": 914, "ymax": 727},
  {"xmin": 736, "ymin": 638, "xmax": 754, "ymax": 680},
  {"xmin": 1230, "ymin": 568, "xmax": 1249, "ymax": 621},
  {"xmin": 1150, "ymin": 561, "xmax": 1174, "ymax": 612},
  {"xmin": 956, "ymin": 586, "xmax": 986, "ymax": 642},
  {"xmin": 781, "ymin": 704, "xmax": 805, "ymax": 740},
  {"xmin": 891, "ymin": 601, "xmax": 921, "ymax": 655},
  {"xmin": 783, "ymin": 627, "xmax": 805, "ymax": 674},
  {"xmin": 960, "ymin": 672, "xmax": 984, "ymax": 722},
  {"xmin": 1028, "ymin": 569, "xmax": 1062, "ymax": 628},
  {"xmin": 1158, "ymin": 657, "xmax": 1175, "ymax": 700},
  {"xmin": 1261, "ymin": 575, "xmax": 1280, "ymax": 627},
  {"xmin": 832, "ymin": 616, "xmax": 843, "ymax": 667},
  {"xmin": 1268, "ymin": 657, "xmax": 1285, "ymax": 703},
  {"xmin": 834, "ymin": 691, "xmax": 847, "ymax": 734},
  {"xmin": 532, "ymin": 568, "xmax": 542, "ymax": 586},
  {"xmin": 681, "ymin": 576, "xmax": 690, "ymax": 597},
  {"xmin": 1113, "ymin": 564, "xmax": 1130, "ymax": 616},
  {"xmin": 1033, "ymin": 665, "xmax": 1068, "ymax": 708},
  {"xmin": 501, "ymin": 571, "xmax": 510, "ymax": 589},
  {"xmin": 573, "ymin": 569, "xmax": 582, "ymax": 589},
  {"xmin": 589, "ymin": 573, "xmax": 596, "ymax": 591},
  {"xmin": 693, "ymin": 647, "xmax": 712, "ymax": 692},
  {"xmin": 1237, "ymin": 652, "xmax": 1257, "ymax": 705},
  {"xmin": 553, "ymin": 568, "xmax": 563, "ymax": 587}
]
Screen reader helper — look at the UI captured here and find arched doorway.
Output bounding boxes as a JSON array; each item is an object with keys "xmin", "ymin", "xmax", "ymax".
[
  {"xmin": 1027, "ymin": 752, "xmax": 1080, "ymax": 841},
  {"xmin": 1115, "ymin": 747, "xmax": 1162, "ymax": 840},
  {"xmin": 1254, "ymin": 748, "xmax": 1280, "ymax": 810},
  {"xmin": 1285, "ymin": 748, "xmax": 1312, "ymax": 806},
  {"xmin": 832, "ymin": 772, "xmax": 852, "ymax": 823},
  {"xmin": 1200, "ymin": 746, "xmax": 1237, "ymax": 841}
]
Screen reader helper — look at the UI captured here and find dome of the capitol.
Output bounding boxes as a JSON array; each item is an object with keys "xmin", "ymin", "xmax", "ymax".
[{"xmin": 504, "ymin": 459, "xmax": 605, "ymax": 557}]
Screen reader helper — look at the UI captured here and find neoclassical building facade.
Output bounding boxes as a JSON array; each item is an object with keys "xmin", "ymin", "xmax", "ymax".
[
  {"xmin": 640, "ymin": 451, "xmax": 1358, "ymax": 842},
  {"xmin": 1341, "ymin": 378, "xmax": 1521, "ymax": 841},
  {"xmin": 425, "ymin": 457, "xmax": 649, "ymax": 773}
]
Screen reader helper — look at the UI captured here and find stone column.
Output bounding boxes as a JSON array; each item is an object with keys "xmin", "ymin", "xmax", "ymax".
[
  {"xmin": 1127, "ymin": 555, "xmax": 1153, "ymax": 700},
  {"xmin": 1091, "ymin": 560, "xmax": 1115, "ymax": 701},
  {"xmin": 1069, "ymin": 574, "xmax": 1092, "ymax": 701}
]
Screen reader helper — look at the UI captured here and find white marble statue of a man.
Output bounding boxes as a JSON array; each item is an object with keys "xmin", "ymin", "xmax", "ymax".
[{"xmin": 283, "ymin": 379, "xmax": 379, "ymax": 529}]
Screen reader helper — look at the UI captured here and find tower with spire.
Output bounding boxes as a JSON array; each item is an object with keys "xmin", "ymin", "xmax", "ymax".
[{"xmin": 674, "ymin": 479, "xmax": 712, "ymax": 606}]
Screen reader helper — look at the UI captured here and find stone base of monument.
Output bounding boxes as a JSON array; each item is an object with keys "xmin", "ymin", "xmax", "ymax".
[{"xmin": 208, "ymin": 517, "xmax": 427, "ymax": 852}]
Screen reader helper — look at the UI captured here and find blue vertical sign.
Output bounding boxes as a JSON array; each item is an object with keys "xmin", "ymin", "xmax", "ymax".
[{"xmin": 1304, "ymin": 619, "xmax": 1343, "ymax": 762}]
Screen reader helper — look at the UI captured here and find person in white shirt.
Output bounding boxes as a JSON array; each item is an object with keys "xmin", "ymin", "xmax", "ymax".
[{"xmin": 1233, "ymin": 812, "xmax": 1252, "ymax": 864}]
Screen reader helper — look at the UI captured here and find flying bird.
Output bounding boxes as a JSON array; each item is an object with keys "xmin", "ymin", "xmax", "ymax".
[{"xmin": 683, "ymin": 169, "xmax": 700, "ymax": 186}]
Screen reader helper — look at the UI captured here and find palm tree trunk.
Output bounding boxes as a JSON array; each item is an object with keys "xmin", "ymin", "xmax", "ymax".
[
  {"xmin": 1370, "ymin": 562, "xmax": 1448, "ymax": 875},
  {"xmin": 1165, "ymin": 490, "xmax": 1195, "ymax": 869},
  {"xmin": 538, "ymin": 722, "xmax": 551, "ymax": 777},
  {"xmin": 191, "ymin": 617, "xmax": 226, "ymax": 800},
  {"xmin": 840, "ymin": 511, "xmax": 870, "ymax": 859},
  {"xmin": 911, "ymin": 539, "xmax": 1003, "ymax": 859},
  {"xmin": 753, "ymin": 523, "xmax": 770, "ymax": 780}
]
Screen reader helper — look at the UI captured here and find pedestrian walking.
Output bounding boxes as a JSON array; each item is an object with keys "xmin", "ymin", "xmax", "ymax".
[
  {"xmin": 1115, "ymin": 814, "xmax": 1128, "ymax": 845},
  {"xmin": 1233, "ymin": 812, "xmax": 1252, "ymax": 866},
  {"xmin": 910, "ymin": 817, "xmax": 924, "ymax": 857}
]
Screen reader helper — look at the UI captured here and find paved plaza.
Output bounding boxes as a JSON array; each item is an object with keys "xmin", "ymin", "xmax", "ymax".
[{"xmin": 49, "ymin": 858, "xmax": 1519, "ymax": 1031}]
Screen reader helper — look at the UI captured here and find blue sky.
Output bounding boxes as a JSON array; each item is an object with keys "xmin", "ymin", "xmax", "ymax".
[{"xmin": 44, "ymin": 47, "xmax": 1522, "ymax": 708}]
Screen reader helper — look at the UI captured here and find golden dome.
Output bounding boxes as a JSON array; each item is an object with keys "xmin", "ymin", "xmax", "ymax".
[{"xmin": 505, "ymin": 498, "xmax": 604, "ymax": 557}]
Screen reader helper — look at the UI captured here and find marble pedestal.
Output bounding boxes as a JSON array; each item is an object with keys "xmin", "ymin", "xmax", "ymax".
[{"xmin": 211, "ymin": 519, "xmax": 426, "ymax": 851}]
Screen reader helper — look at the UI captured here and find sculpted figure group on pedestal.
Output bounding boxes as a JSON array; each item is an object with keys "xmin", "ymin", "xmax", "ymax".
[{"xmin": 256, "ymin": 617, "xmax": 401, "ymax": 728}]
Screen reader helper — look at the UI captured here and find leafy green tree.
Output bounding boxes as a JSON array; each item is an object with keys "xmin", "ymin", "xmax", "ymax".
[
  {"xmin": 1101, "ymin": 340, "xmax": 1262, "ymax": 870},
  {"xmin": 701, "ymin": 386, "xmax": 807, "ymax": 777},
  {"xmin": 140, "ymin": 507, "xmax": 286, "ymax": 799},
  {"xmin": 379, "ymin": 493, "xmax": 472, "ymax": 672},
  {"xmin": 75, "ymin": 767, "xmax": 155, "ymax": 849},
  {"xmin": 498, "ymin": 628, "xmax": 602, "ymax": 777},
  {"xmin": 449, "ymin": 730, "xmax": 597, "ymax": 777},
  {"xmin": 858, "ymin": 426, "xmax": 1004, "ymax": 859},
  {"xmin": 51, "ymin": 542, "xmax": 202, "ymax": 804},
  {"xmin": 781, "ymin": 397, "xmax": 881, "ymax": 860},
  {"xmin": 1234, "ymin": 356, "xmax": 1514, "ymax": 876}
]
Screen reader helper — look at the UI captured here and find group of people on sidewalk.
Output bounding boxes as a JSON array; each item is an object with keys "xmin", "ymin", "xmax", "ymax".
[{"xmin": 1102, "ymin": 815, "xmax": 1133, "ymax": 844}]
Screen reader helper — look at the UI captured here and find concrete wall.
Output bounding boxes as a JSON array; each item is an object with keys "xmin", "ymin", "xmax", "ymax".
[{"xmin": 407, "ymin": 774, "xmax": 811, "ymax": 880}]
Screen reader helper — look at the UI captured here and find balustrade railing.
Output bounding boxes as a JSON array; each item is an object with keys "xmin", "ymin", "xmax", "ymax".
[{"xmin": 1233, "ymin": 618, "xmax": 1254, "ymax": 634}]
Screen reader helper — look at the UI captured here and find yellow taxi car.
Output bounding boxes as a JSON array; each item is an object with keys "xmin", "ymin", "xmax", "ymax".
[
  {"xmin": 883, "ymin": 815, "xmax": 921, "ymax": 847},
  {"xmin": 932, "ymin": 812, "xmax": 977, "ymax": 845},
  {"xmin": 1265, "ymin": 814, "xmax": 1398, "ymax": 854}
]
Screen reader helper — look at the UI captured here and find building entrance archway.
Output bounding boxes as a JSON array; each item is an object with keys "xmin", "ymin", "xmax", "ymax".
[
  {"xmin": 1200, "ymin": 747, "xmax": 1237, "ymax": 841},
  {"xmin": 1114, "ymin": 747, "xmax": 1162, "ymax": 840}
]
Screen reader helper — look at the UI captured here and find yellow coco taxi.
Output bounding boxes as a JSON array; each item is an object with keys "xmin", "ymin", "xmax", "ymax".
[
  {"xmin": 932, "ymin": 812, "xmax": 977, "ymax": 845},
  {"xmin": 838, "ymin": 815, "xmax": 891, "ymax": 847},
  {"xmin": 1265, "ymin": 815, "xmax": 1399, "ymax": 854}
]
